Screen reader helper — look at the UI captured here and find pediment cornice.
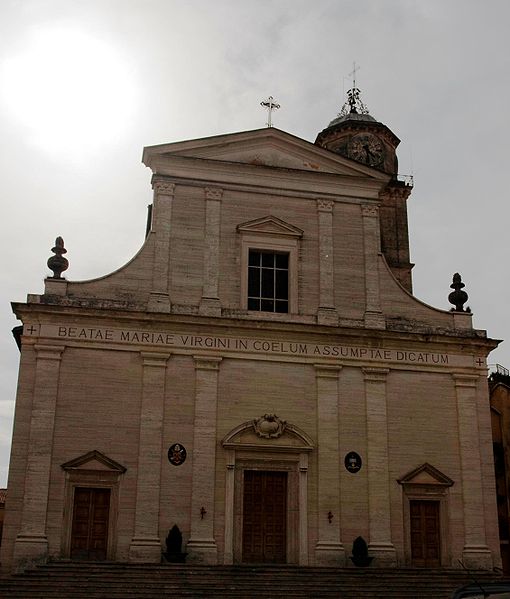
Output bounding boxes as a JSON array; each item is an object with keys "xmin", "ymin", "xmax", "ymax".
[
  {"xmin": 236, "ymin": 215, "xmax": 303, "ymax": 238},
  {"xmin": 398, "ymin": 462, "xmax": 453, "ymax": 487},
  {"xmin": 143, "ymin": 127, "xmax": 389, "ymax": 181},
  {"xmin": 222, "ymin": 416, "xmax": 314, "ymax": 451},
  {"xmin": 61, "ymin": 450, "xmax": 127, "ymax": 473}
]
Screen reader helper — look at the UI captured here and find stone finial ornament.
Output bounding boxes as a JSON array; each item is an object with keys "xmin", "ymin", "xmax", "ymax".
[
  {"xmin": 253, "ymin": 414, "xmax": 286, "ymax": 439},
  {"xmin": 448, "ymin": 273, "xmax": 471, "ymax": 313},
  {"xmin": 47, "ymin": 237, "xmax": 69, "ymax": 279}
]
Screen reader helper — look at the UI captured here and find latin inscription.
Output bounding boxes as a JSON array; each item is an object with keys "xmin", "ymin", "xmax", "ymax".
[{"xmin": 24, "ymin": 325, "xmax": 457, "ymax": 366}]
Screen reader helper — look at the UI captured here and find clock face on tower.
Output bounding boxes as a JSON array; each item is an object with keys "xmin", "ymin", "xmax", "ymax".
[{"xmin": 347, "ymin": 133, "xmax": 384, "ymax": 168}]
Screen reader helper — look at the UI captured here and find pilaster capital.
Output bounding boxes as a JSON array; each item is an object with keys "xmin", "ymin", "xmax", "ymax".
[
  {"xmin": 299, "ymin": 453, "xmax": 309, "ymax": 472},
  {"xmin": 226, "ymin": 449, "xmax": 235, "ymax": 468},
  {"xmin": 361, "ymin": 204, "xmax": 379, "ymax": 218},
  {"xmin": 152, "ymin": 180, "xmax": 176, "ymax": 196},
  {"xmin": 205, "ymin": 187, "xmax": 223, "ymax": 201},
  {"xmin": 362, "ymin": 367, "xmax": 389, "ymax": 382},
  {"xmin": 314, "ymin": 364, "xmax": 342, "ymax": 378},
  {"xmin": 316, "ymin": 199, "xmax": 334, "ymax": 213},
  {"xmin": 193, "ymin": 356, "xmax": 222, "ymax": 371},
  {"xmin": 452, "ymin": 373, "xmax": 479, "ymax": 388},
  {"xmin": 34, "ymin": 344, "xmax": 65, "ymax": 361},
  {"xmin": 379, "ymin": 186, "xmax": 412, "ymax": 202},
  {"xmin": 141, "ymin": 352, "xmax": 171, "ymax": 368}
]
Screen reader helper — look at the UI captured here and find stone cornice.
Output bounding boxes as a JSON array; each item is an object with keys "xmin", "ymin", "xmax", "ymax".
[
  {"xmin": 143, "ymin": 127, "xmax": 390, "ymax": 181},
  {"xmin": 12, "ymin": 301, "xmax": 499, "ymax": 353},
  {"xmin": 146, "ymin": 155, "xmax": 386, "ymax": 201}
]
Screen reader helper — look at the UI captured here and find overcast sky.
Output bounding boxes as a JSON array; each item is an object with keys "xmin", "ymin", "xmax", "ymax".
[{"xmin": 0, "ymin": 0, "xmax": 508, "ymax": 487}]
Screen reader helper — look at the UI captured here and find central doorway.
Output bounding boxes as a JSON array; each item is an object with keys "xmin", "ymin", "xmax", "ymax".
[
  {"xmin": 410, "ymin": 499, "xmax": 441, "ymax": 567},
  {"xmin": 70, "ymin": 487, "xmax": 110, "ymax": 560},
  {"xmin": 242, "ymin": 470, "xmax": 287, "ymax": 563}
]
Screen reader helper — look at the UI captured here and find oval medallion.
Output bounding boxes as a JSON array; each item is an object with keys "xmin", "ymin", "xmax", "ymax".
[
  {"xmin": 168, "ymin": 443, "xmax": 187, "ymax": 466},
  {"xmin": 345, "ymin": 451, "xmax": 362, "ymax": 473}
]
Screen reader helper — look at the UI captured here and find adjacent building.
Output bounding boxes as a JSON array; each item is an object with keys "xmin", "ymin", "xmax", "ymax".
[{"xmin": 490, "ymin": 365, "xmax": 510, "ymax": 574}]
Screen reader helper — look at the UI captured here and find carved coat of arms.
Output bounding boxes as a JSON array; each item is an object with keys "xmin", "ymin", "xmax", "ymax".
[
  {"xmin": 253, "ymin": 414, "xmax": 286, "ymax": 439},
  {"xmin": 168, "ymin": 443, "xmax": 187, "ymax": 466}
]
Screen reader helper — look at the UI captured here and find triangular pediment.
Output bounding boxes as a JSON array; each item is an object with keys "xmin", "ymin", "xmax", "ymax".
[
  {"xmin": 237, "ymin": 215, "xmax": 303, "ymax": 238},
  {"xmin": 143, "ymin": 128, "xmax": 388, "ymax": 180},
  {"xmin": 398, "ymin": 463, "xmax": 453, "ymax": 487},
  {"xmin": 61, "ymin": 450, "xmax": 127, "ymax": 473}
]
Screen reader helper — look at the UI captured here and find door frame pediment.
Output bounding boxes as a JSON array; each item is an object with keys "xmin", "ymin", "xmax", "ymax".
[
  {"xmin": 222, "ymin": 416, "xmax": 314, "ymax": 453},
  {"xmin": 60, "ymin": 450, "xmax": 126, "ymax": 561},
  {"xmin": 61, "ymin": 450, "xmax": 127, "ymax": 473},
  {"xmin": 398, "ymin": 463, "xmax": 453, "ymax": 567}
]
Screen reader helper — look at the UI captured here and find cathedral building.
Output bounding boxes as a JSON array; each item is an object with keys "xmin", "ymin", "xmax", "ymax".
[{"xmin": 1, "ymin": 89, "xmax": 501, "ymax": 573}]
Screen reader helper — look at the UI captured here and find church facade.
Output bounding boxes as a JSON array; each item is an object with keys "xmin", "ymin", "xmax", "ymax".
[{"xmin": 1, "ymin": 93, "xmax": 500, "ymax": 573}]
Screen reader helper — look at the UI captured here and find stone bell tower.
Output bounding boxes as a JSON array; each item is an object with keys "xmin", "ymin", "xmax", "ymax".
[{"xmin": 315, "ymin": 87, "xmax": 414, "ymax": 292}]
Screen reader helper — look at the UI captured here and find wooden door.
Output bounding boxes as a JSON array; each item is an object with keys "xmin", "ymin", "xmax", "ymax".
[
  {"xmin": 242, "ymin": 470, "xmax": 287, "ymax": 563},
  {"xmin": 410, "ymin": 500, "xmax": 440, "ymax": 567},
  {"xmin": 70, "ymin": 487, "xmax": 110, "ymax": 560}
]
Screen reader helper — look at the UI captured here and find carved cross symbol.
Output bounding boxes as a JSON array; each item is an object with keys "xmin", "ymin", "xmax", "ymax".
[
  {"xmin": 26, "ymin": 325, "xmax": 36, "ymax": 335},
  {"xmin": 476, "ymin": 358, "xmax": 485, "ymax": 367}
]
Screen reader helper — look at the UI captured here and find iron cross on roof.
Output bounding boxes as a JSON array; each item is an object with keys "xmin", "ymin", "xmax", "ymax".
[
  {"xmin": 348, "ymin": 61, "xmax": 360, "ymax": 89},
  {"xmin": 260, "ymin": 96, "xmax": 280, "ymax": 128},
  {"xmin": 340, "ymin": 62, "xmax": 369, "ymax": 116}
]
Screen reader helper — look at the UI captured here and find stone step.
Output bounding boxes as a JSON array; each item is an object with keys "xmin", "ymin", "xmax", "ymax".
[
  {"xmin": 19, "ymin": 563, "xmax": 490, "ymax": 580},
  {"xmin": 5, "ymin": 577, "xmax": 474, "ymax": 590},
  {"xmin": 0, "ymin": 562, "xmax": 501, "ymax": 599},
  {"xmin": 0, "ymin": 585, "xmax": 471, "ymax": 599}
]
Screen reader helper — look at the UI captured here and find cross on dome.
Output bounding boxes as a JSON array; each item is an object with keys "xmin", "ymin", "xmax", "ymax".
[{"xmin": 339, "ymin": 62, "xmax": 370, "ymax": 117}]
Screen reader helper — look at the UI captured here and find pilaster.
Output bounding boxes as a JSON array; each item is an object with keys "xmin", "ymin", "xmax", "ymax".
[
  {"xmin": 148, "ymin": 180, "xmax": 175, "ymax": 313},
  {"xmin": 299, "ymin": 453, "xmax": 309, "ymax": 565},
  {"xmin": 314, "ymin": 365, "xmax": 345, "ymax": 565},
  {"xmin": 378, "ymin": 184, "xmax": 413, "ymax": 293},
  {"xmin": 199, "ymin": 187, "xmax": 223, "ymax": 316},
  {"xmin": 129, "ymin": 352, "xmax": 170, "ymax": 562},
  {"xmin": 223, "ymin": 450, "xmax": 235, "ymax": 565},
  {"xmin": 316, "ymin": 199, "xmax": 338, "ymax": 326},
  {"xmin": 361, "ymin": 204, "xmax": 385, "ymax": 329},
  {"xmin": 14, "ymin": 344, "xmax": 64, "ymax": 569},
  {"xmin": 186, "ymin": 356, "xmax": 222, "ymax": 563},
  {"xmin": 363, "ymin": 367, "xmax": 396, "ymax": 566},
  {"xmin": 453, "ymin": 373, "xmax": 493, "ymax": 569}
]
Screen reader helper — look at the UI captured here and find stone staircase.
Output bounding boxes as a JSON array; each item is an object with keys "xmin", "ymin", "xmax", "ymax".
[{"xmin": 0, "ymin": 561, "xmax": 502, "ymax": 598}]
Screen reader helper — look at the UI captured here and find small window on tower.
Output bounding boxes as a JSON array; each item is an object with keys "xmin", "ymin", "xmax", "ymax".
[{"xmin": 247, "ymin": 250, "xmax": 289, "ymax": 313}]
